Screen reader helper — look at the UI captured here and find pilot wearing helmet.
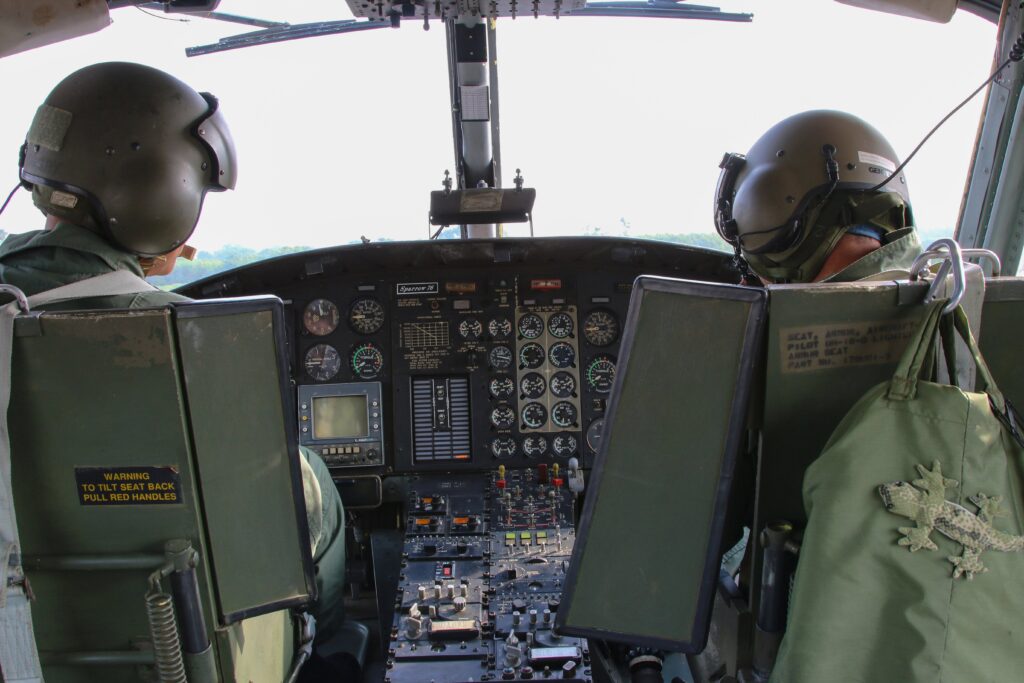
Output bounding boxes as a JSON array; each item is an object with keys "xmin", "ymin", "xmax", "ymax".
[
  {"xmin": 0, "ymin": 62, "xmax": 346, "ymax": 642},
  {"xmin": 714, "ymin": 110, "xmax": 923, "ymax": 284}
]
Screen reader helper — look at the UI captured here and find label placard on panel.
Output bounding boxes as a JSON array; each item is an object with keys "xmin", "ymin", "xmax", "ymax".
[{"xmin": 74, "ymin": 466, "xmax": 182, "ymax": 505}]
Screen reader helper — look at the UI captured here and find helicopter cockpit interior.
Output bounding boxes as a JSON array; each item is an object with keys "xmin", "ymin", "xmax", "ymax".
[{"xmin": 2, "ymin": 1, "xmax": 1024, "ymax": 683}]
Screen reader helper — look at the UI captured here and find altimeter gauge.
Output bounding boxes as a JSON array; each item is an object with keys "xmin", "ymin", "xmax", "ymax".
[
  {"xmin": 349, "ymin": 298, "xmax": 385, "ymax": 335},
  {"xmin": 583, "ymin": 309, "xmax": 619, "ymax": 347}
]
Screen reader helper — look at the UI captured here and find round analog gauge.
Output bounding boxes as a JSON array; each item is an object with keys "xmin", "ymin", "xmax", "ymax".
[
  {"xmin": 303, "ymin": 299, "xmax": 340, "ymax": 336},
  {"xmin": 583, "ymin": 309, "xmax": 619, "ymax": 347},
  {"xmin": 585, "ymin": 355, "xmax": 617, "ymax": 393},
  {"xmin": 586, "ymin": 418, "xmax": 606, "ymax": 452},
  {"xmin": 304, "ymin": 344, "xmax": 341, "ymax": 381},
  {"xmin": 550, "ymin": 371, "xmax": 576, "ymax": 398},
  {"xmin": 489, "ymin": 345, "xmax": 513, "ymax": 370},
  {"xmin": 549, "ymin": 342, "xmax": 577, "ymax": 369},
  {"xmin": 459, "ymin": 318, "xmax": 483, "ymax": 340},
  {"xmin": 520, "ymin": 373, "xmax": 546, "ymax": 400},
  {"xmin": 548, "ymin": 312, "xmax": 575, "ymax": 339},
  {"xmin": 552, "ymin": 433, "xmax": 578, "ymax": 458},
  {"xmin": 488, "ymin": 317, "xmax": 512, "ymax": 340},
  {"xmin": 490, "ymin": 405, "xmax": 516, "ymax": 430},
  {"xmin": 519, "ymin": 343, "xmax": 545, "ymax": 370},
  {"xmin": 490, "ymin": 437, "xmax": 517, "ymax": 459},
  {"xmin": 350, "ymin": 342, "xmax": 384, "ymax": 379},
  {"xmin": 489, "ymin": 376, "xmax": 515, "ymax": 401},
  {"xmin": 349, "ymin": 298, "xmax": 385, "ymax": 335},
  {"xmin": 518, "ymin": 313, "xmax": 544, "ymax": 340},
  {"xmin": 521, "ymin": 403, "xmax": 548, "ymax": 430},
  {"xmin": 551, "ymin": 401, "xmax": 578, "ymax": 429},
  {"xmin": 522, "ymin": 435, "xmax": 548, "ymax": 458}
]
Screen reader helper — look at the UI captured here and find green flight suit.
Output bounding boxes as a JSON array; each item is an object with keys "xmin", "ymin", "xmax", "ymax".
[{"xmin": 0, "ymin": 222, "xmax": 347, "ymax": 641}]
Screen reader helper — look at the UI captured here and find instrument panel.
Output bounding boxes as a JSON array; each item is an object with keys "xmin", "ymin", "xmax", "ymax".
[{"xmin": 179, "ymin": 237, "xmax": 735, "ymax": 474}]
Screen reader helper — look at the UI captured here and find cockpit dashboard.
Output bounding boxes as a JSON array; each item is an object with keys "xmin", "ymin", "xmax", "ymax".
[{"xmin": 179, "ymin": 237, "xmax": 736, "ymax": 476}]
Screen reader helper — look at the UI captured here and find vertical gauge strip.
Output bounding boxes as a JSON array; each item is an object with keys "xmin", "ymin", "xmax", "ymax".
[
  {"xmin": 411, "ymin": 376, "xmax": 472, "ymax": 462},
  {"xmin": 514, "ymin": 306, "xmax": 581, "ymax": 434}
]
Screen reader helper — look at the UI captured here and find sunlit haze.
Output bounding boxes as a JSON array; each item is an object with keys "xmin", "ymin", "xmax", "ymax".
[{"xmin": 0, "ymin": 0, "xmax": 996, "ymax": 250}]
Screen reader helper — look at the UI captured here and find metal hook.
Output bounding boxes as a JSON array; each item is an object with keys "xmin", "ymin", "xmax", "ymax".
[
  {"xmin": 913, "ymin": 239, "xmax": 966, "ymax": 315},
  {"xmin": 0, "ymin": 285, "xmax": 30, "ymax": 314}
]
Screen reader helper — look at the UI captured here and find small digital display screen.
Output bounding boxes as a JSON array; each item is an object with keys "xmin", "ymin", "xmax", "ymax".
[{"xmin": 313, "ymin": 395, "xmax": 368, "ymax": 440}]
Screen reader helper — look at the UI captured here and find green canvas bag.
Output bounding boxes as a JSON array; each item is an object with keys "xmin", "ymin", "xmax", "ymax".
[{"xmin": 771, "ymin": 301, "xmax": 1024, "ymax": 683}]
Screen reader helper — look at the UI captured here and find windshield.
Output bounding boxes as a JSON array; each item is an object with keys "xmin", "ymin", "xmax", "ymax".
[{"xmin": 0, "ymin": 0, "xmax": 996, "ymax": 282}]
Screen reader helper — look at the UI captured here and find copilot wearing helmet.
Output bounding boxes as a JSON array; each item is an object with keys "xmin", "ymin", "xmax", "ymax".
[
  {"xmin": 0, "ymin": 62, "xmax": 347, "ymax": 644},
  {"xmin": 8, "ymin": 61, "xmax": 236, "ymax": 291},
  {"xmin": 715, "ymin": 110, "xmax": 922, "ymax": 284}
]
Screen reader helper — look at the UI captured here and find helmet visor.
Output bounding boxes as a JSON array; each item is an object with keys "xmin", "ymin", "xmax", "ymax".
[{"xmin": 194, "ymin": 92, "xmax": 237, "ymax": 191}]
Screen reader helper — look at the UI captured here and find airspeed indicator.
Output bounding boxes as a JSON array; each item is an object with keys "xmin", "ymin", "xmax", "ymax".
[{"xmin": 303, "ymin": 299, "xmax": 340, "ymax": 336}]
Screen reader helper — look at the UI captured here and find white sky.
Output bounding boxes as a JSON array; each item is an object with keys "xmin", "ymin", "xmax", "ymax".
[{"xmin": 0, "ymin": 0, "xmax": 997, "ymax": 250}]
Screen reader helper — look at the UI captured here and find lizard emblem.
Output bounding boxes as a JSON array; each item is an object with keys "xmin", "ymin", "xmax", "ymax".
[{"xmin": 877, "ymin": 461, "xmax": 1024, "ymax": 580}]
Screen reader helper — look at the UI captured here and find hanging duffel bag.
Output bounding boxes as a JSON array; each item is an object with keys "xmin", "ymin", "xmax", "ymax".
[{"xmin": 771, "ymin": 301, "xmax": 1024, "ymax": 682}]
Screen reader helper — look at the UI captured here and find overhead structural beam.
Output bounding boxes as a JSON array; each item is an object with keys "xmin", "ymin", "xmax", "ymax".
[{"xmin": 445, "ymin": 18, "xmax": 502, "ymax": 238}]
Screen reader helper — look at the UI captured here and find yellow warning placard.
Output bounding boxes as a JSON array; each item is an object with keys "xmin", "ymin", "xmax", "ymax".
[
  {"xmin": 780, "ymin": 319, "xmax": 917, "ymax": 374},
  {"xmin": 74, "ymin": 466, "xmax": 182, "ymax": 506}
]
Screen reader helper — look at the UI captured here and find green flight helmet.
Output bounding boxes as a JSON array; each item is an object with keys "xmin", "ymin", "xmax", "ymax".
[
  {"xmin": 19, "ymin": 62, "xmax": 237, "ymax": 257},
  {"xmin": 715, "ymin": 110, "xmax": 912, "ymax": 283}
]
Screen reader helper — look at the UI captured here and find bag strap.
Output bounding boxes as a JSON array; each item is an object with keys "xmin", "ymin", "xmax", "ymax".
[
  {"xmin": 949, "ymin": 305, "xmax": 1004, "ymax": 410},
  {"xmin": 0, "ymin": 270, "xmax": 156, "ymax": 682},
  {"xmin": 887, "ymin": 301, "xmax": 946, "ymax": 401},
  {"xmin": 887, "ymin": 300, "xmax": 1005, "ymax": 410}
]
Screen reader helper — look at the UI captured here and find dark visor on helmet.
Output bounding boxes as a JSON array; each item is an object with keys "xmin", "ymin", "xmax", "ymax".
[{"xmin": 193, "ymin": 92, "xmax": 237, "ymax": 191}]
